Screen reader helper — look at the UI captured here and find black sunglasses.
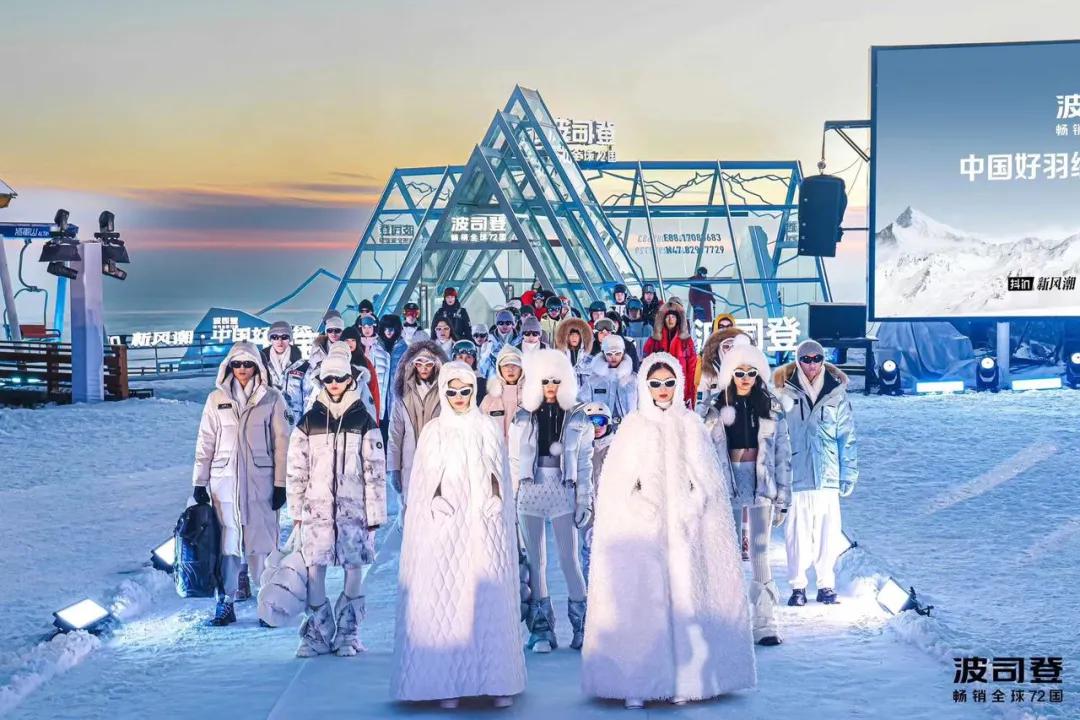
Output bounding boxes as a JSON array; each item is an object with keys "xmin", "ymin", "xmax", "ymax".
[
  {"xmin": 445, "ymin": 387, "xmax": 474, "ymax": 398},
  {"xmin": 473, "ymin": 333, "xmax": 488, "ymax": 339},
  {"xmin": 799, "ymin": 354, "xmax": 825, "ymax": 364},
  {"xmin": 647, "ymin": 378, "xmax": 677, "ymax": 389},
  {"xmin": 229, "ymin": 360, "xmax": 256, "ymax": 369},
  {"xmin": 326, "ymin": 328, "xmax": 343, "ymax": 334},
  {"xmin": 497, "ymin": 321, "xmax": 515, "ymax": 327},
  {"xmin": 323, "ymin": 374, "xmax": 351, "ymax": 384},
  {"xmin": 523, "ymin": 331, "xmax": 541, "ymax": 337},
  {"xmin": 541, "ymin": 378, "xmax": 562, "ymax": 385},
  {"xmin": 269, "ymin": 334, "xmax": 290, "ymax": 341}
]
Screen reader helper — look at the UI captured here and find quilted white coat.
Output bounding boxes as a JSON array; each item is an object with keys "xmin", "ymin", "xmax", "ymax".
[
  {"xmin": 391, "ymin": 362, "xmax": 526, "ymax": 702},
  {"xmin": 581, "ymin": 352, "xmax": 757, "ymax": 702}
]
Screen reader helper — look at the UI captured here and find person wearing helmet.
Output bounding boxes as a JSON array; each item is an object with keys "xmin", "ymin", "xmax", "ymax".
[
  {"xmin": 578, "ymin": 401, "xmax": 614, "ymax": 583},
  {"xmin": 587, "ymin": 300, "xmax": 606, "ymax": 328},
  {"xmin": 624, "ymin": 297, "xmax": 651, "ymax": 351},
  {"xmin": 452, "ymin": 339, "xmax": 487, "ymax": 403},
  {"xmin": 640, "ymin": 283, "xmax": 661, "ymax": 327},
  {"xmin": 540, "ymin": 295, "xmax": 564, "ymax": 344},
  {"xmin": 610, "ymin": 284, "xmax": 630, "ymax": 325},
  {"xmin": 400, "ymin": 302, "xmax": 428, "ymax": 346}
]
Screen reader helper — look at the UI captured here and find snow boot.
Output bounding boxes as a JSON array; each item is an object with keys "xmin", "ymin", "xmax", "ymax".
[
  {"xmin": 438, "ymin": 698, "xmax": 460, "ymax": 709},
  {"xmin": 568, "ymin": 598, "xmax": 586, "ymax": 651},
  {"xmin": 525, "ymin": 597, "xmax": 557, "ymax": 653},
  {"xmin": 749, "ymin": 580, "xmax": 783, "ymax": 646},
  {"xmin": 236, "ymin": 565, "xmax": 252, "ymax": 601},
  {"xmin": 816, "ymin": 587, "xmax": 840, "ymax": 605},
  {"xmin": 331, "ymin": 594, "xmax": 367, "ymax": 656},
  {"xmin": 492, "ymin": 696, "xmax": 514, "ymax": 708},
  {"xmin": 296, "ymin": 601, "xmax": 335, "ymax": 658},
  {"xmin": 625, "ymin": 698, "xmax": 645, "ymax": 710},
  {"xmin": 208, "ymin": 596, "xmax": 236, "ymax": 626},
  {"xmin": 787, "ymin": 588, "xmax": 807, "ymax": 607}
]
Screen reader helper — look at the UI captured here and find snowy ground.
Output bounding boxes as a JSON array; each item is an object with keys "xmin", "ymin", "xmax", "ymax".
[{"xmin": 1, "ymin": 378, "xmax": 1077, "ymax": 719}]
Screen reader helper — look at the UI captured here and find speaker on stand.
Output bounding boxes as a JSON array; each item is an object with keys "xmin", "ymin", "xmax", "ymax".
[{"xmin": 798, "ymin": 174, "xmax": 849, "ymax": 258}]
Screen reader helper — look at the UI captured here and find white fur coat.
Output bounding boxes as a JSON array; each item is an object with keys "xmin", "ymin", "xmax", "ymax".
[
  {"xmin": 391, "ymin": 362, "xmax": 526, "ymax": 701},
  {"xmin": 581, "ymin": 353, "xmax": 756, "ymax": 702}
]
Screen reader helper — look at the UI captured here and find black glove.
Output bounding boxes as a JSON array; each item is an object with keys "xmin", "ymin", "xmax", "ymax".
[
  {"xmin": 272, "ymin": 486, "xmax": 287, "ymax": 511},
  {"xmin": 193, "ymin": 486, "xmax": 211, "ymax": 504}
]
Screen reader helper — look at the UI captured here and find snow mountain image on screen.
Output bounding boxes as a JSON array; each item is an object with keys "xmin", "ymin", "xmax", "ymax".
[{"xmin": 875, "ymin": 207, "xmax": 1080, "ymax": 318}]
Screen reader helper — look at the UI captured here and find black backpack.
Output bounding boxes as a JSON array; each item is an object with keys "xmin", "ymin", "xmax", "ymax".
[{"xmin": 174, "ymin": 502, "xmax": 222, "ymax": 598}]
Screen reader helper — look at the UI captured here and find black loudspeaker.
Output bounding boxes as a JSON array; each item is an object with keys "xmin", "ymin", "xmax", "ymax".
[
  {"xmin": 808, "ymin": 303, "xmax": 866, "ymax": 341},
  {"xmin": 798, "ymin": 174, "xmax": 848, "ymax": 257}
]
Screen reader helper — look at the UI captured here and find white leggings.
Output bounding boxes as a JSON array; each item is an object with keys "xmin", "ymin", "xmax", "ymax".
[
  {"xmin": 220, "ymin": 553, "xmax": 267, "ymax": 599},
  {"xmin": 305, "ymin": 564, "xmax": 366, "ymax": 608},
  {"xmin": 520, "ymin": 513, "xmax": 586, "ymax": 603}
]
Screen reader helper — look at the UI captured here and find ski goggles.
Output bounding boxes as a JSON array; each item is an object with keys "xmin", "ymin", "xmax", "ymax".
[
  {"xmin": 799, "ymin": 354, "xmax": 825, "ymax": 365},
  {"xmin": 268, "ymin": 334, "xmax": 290, "ymax": 341},
  {"xmin": 444, "ymin": 387, "xmax": 474, "ymax": 398},
  {"xmin": 647, "ymin": 378, "xmax": 678, "ymax": 389},
  {"xmin": 540, "ymin": 378, "xmax": 562, "ymax": 385},
  {"xmin": 589, "ymin": 415, "xmax": 610, "ymax": 428},
  {"xmin": 322, "ymin": 374, "xmax": 351, "ymax": 384},
  {"xmin": 229, "ymin": 360, "xmax": 257, "ymax": 369},
  {"xmin": 412, "ymin": 358, "xmax": 436, "ymax": 369},
  {"xmin": 733, "ymin": 369, "xmax": 758, "ymax": 379}
]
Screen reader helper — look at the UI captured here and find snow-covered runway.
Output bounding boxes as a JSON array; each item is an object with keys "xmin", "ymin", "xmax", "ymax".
[{"xmin": 1, "ymin": 381, "xmax": 1076, "ymax": 719}]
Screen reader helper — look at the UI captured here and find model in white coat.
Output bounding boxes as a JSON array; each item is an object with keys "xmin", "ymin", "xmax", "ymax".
[
  {"xmin": 581, "ymin": 352, "xmax": 756, "ymax": 710},
  {"xmin": 391, "ymin": 362, "xmax": 525, "ymax": 709},
  {"xmin": 192, "ymin": 341, "xmax": 290, "ymax": 626},
  {"xmin": 509, "ymin": 349, "xmax": 593, "ymax": 653}
]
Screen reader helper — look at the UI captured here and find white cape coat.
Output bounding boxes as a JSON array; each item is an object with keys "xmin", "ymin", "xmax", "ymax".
[
  {"xmin": 581, "ymin": 352, "xmax": 756, "ymax": 702},
  {"xmin": 391, "ymin": 362, "xmax": 526, "ymax": 701}
]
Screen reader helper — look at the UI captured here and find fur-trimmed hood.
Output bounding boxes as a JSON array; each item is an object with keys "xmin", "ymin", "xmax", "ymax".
[
  {"xmin": 699, "ymin": 327, "xmax": 748, "ymax": 381},
  {"xmin": 554, "ymin": 317, "xmax": 593, "ymax": 353},
  {"xmin": 716, "ymin": 335, "xmax": 772, "ymax": 392},
  {"xmin": 521, "ymin": 348, "xmax": 579, "ymax": 412},
  {"xmin": 393, "ymin": 339, "xmax": 449, "ymax": 398},
  {"xmin": 588, "ymin": 350, "xmax": 634, "ymax": 383},
  {"xmin": 650, "ymin": 300, "xmax": 690, "ymax": 341},
  {"xmin": 772, "ymin": 361, "xmax": 848, "ymax": 390}
]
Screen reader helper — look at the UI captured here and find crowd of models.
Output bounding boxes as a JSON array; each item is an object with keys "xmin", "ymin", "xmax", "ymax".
[{"xmin": 190, "ymin": 278, "xmax": 859, "ymax": 710}]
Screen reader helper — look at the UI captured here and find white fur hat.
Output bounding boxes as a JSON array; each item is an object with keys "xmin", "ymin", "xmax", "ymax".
[
  {"xmin": 716, "ymin": 334, "xmax": 772, "ymax": 394},
  {"xmin": 521, "ymin": 348, "xmax": 579, "ymax": 412},
  {"xmin": 319, "ymin": 341, "xmax": 353, "ymax": 379},
  {"xmin": 601, "ymin": 334, "xmax": 625, "ymax": 354}
]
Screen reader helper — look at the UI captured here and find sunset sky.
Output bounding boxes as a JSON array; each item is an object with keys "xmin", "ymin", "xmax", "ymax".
[{"xmin": 2, "ymin": 0, "xmax": 1077, "ymax": 320}]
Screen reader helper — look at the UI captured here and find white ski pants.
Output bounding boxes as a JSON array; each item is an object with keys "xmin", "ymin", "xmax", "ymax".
[{"xmin": 785, "ymin": 488, "xmax": 843, "ymax": 591}]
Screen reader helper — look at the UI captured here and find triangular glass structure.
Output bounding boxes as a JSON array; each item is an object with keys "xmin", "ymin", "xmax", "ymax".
[{"xmin": 374, "ymin": 86, "xmax": 643, "ymax": 315}]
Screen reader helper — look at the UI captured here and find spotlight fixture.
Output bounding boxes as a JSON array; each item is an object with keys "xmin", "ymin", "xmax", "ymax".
[
  {"xmin": 53, "ymin": 598, "xmax": 115, "ymax": 634},
  {"xmin": 839, "ymin": 529, "xmax": 859, "ymax": 558},
  {"xmin": 150, "ymin": 538, "xmax": 176, "ymax": 574},
  {"xmin": 877, "ymin": 359, "xmax": 902, "ymax": 396},
  {"xmin": 96, "ymin": 210, "xmax": 129, "ymax": 281},
  {"xmin": 40, "ymin": 208, "xmax": 81, "ymax": 279},
  {"xmin": 975, "ymin": 357, "xmax": 999, "ymax": 393},
  {"xmin": 1065, "ymin": 352, "xmax": 1080, "ymax": 389},
  {"xmin": 876, "ymin": 578, "xmax": 934, "ymax": 617}
]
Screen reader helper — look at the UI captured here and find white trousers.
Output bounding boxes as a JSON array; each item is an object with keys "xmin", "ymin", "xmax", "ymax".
[{"xmin": 785, "ymin": 488, "xmax": 843, "ymax": 591}]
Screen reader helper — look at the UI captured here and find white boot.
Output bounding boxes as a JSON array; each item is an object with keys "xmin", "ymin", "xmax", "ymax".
[
  {"xmin": 297, "ymin": 602, "xmax": 335, "ymax": 657},
  {"xmin": 331, "ymin": 594, "xmax": 367, "ymax": 657},
  {"xmin": 439, "ymin": 698, "xmax": 460, "ymax": 709},
  {"xmin": 749, "ymin": 580, "xmax": 783, "ymax": 646},
  {"xmin": 625, "ymin": 698, "xmax": 645, "ymax": 710},
  {"xmin": 492, "ymin": 696, "xmax": 514, "ymax": 708}
]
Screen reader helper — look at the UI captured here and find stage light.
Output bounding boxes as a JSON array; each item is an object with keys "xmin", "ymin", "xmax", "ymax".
[
  {"xmin": 96, "ymin": 210, "xmax": 129, "ymax": 281},
  {"xmin": 41, "ymin": 208, "xmax": 81, "ymax": 279},
  {"xmin": 1066, "ymin": 352, "xmax": 1080, "ymax": 388},
  {"xmin": 53, "ymin": 599, "xmax": 114, "ymax": 634},
  {"xmin": 877, "ymin": 359, "xmax": 902, "ymax": 396},
  {"xmin": 877, "ymin": 578, "xmax": 934, "ymax": 617},
  {"xmin": 839, "ymin": 529, "xmax": 858, "ymax": 557},
  {"xmin": 151, "ymin": 538, "xmax": 176, "ymax": 573},
  {"xmin": 46, "ymin": 261, "xmax": 78, "ymax": 280},
  {"xmin": 1011, "ymin": 377, "xmax": 1062, "ymax": 391},
  {"xmin": 976, "ymin": 357, "xmax": 999, "ymax": 393},
  {"xmin": 915, "ymin": 380, "xmax": 964, "ymax": 394}
]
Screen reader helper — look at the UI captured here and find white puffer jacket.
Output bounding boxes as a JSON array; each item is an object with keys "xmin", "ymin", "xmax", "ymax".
[
  {"xmin": 286, "ymin": 389, "xmax": 387, "ymax": 567},
  {"xmin": 192, "ymin": 342, "xmax": 290, "ymax": 557}
]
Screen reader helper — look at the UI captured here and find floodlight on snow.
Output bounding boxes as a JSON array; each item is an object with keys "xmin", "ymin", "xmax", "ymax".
[
  {"xmin": 1011, "ymin": 377, "xmax": 1062, "ymax": 391},
  {"xmin": 876, "ymin": 578, "xmax": 934, "ymax": 617},
  {"xmin": 1066, "ymin": 352, "xmax": 1080, "ymax": 388},
  {"xmin": 53, "ymin": 599, "xmax": 114, "ymax": 634},
  {"xmin": 915, "ymin": 380, "xmax": 964, "ymax": 394},
  {"xmin": 976, "ymin": 357, "xmax": 999, "ymax": 393},
  {"xmin": 877, "ymin": 359, "xmax": 902, "ymax": 396},
  {"xmin": 839, "ymin": 529, "xmax": 858, "ymax": 557},
  {"xmin": 151, "ymin": 538, "xmax": 176, "ymax": 573}
]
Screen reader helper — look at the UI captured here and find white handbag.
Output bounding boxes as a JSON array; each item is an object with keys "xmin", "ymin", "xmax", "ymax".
[{"xmin": 257, "ymin": 530, "xmax": 308, "ymax": 628}]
